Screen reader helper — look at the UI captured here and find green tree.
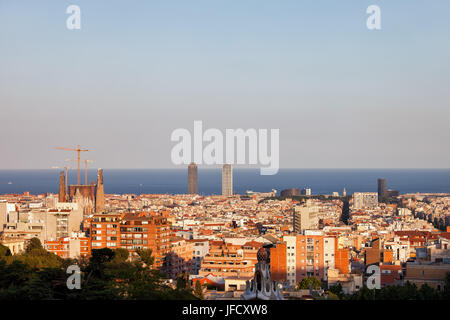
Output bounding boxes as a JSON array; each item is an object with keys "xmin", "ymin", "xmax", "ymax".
[
  {"xmin": 135, "ymin": 248, "xmax": 155, "ymax": 267},
  {"xmin": 0, "ymin": 244, "xmax": 11, "ymax": 258},
  {"xmin": 112, "ymin": 248, "xmax": 130, "ymax": 263},
  {"xmin": 418, "ymin": 283, "xmax": 439, "ymax": 300},
  {"xmin": 347, "ymin": 286, "xmax": 376, "ymax": 300},
  {"xmin": 176, "ymin": 272, "xmax": 188, "ymax": 290},
  {"xmin": 296, "ymin": 276, "xmax": 322, "ymax": 290},
  {"xmin": 194, "ymin": 280, "xmax": 204, "ymax": 299},
  {"xmin": 0, "ymin": 245, "xmax": 197, "ymax": 300},
  {"xmin": 328, "ymin": 283, "xmax": 344, "ymax": 299},
  {"xmin": 25, "ymin": 237, "xmax": 43, "ymax": 253}
]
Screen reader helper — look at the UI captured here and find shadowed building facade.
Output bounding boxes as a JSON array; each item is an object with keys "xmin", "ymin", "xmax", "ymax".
[
  {"xmin": 188, "ymin": 162, "xmax": 198, "ymax": 194},
  {"xmin": 280, "ymin": 188, "xmax": 300, "ymax": 197}
]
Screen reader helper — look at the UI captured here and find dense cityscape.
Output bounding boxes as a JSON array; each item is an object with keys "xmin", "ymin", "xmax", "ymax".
[
  {"xmin": 1, "ymin": 164, "xmax": 449, "ymax": 300},
  {"xmin": 1, "ymin": 1, "xmax": 450, "ymax": 309}
]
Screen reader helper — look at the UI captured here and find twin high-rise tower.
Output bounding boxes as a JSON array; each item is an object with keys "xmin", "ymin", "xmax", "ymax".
[
  {"xmin": 188, "ymin": 162, "xmax": 198, "ymax": 194},
  {"xmin": 222, "ymin": 164, "xmax": 233, "ymax": 196},
  {"xmin": 378, "ymin": 178, "xmax": 386, "ymax": 199},
  {"xmin": 187, "ymin": 163, "xmax": 233, "ymax": 196}
]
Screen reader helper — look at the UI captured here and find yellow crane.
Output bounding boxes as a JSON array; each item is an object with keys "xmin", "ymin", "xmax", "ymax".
[
  {"xmin": 65, "ymin": 158, "xmax": 93, "ymax": 185},
  {"xmin": 84, "ymin": 159, "xmax": 94, "ymax": 185},
  {"xmin": 56, "ymin": 145, "xmax": 88, "ymax": 185}
]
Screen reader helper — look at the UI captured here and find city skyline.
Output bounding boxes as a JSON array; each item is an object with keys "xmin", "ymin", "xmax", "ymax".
[{"xmin": 2, "ymin": 0, "xmax": 450, "ymax": 305}]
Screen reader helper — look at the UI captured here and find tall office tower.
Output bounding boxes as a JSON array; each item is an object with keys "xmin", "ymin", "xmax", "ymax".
[
  {"xmin": 58, "ymin": 171, "xmax": 66, "ymax": 202},
  {"xmin": 222, "ymin": 164, "xmax": 233, "ymax": 196},
  {"xmin": 342, "ymin": 188, "xmax": 347, "ymax": 197},
  {"xmin": 378, "ymin": 178, "xmax": 386, "ymax": 198},
  {"xmin": 188, "ymin": 162, "xmax": 198, "ymax": 194},
  {"xmin": 95, "ymin": 169, "xmax": 105, "ymax": 213}
]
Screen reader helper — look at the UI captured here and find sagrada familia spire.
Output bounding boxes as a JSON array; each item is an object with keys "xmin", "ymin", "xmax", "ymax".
[
  {"xmin": 58, "ymin": 171, "xmax": 66, "ymax": 202},
  {"xmin": 95, "ymin": 169, "xmax": 105, "ymax": 213}
]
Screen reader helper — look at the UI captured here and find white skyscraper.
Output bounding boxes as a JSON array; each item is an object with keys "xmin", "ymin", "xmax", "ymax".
[{"xmin": 222, "ymin": 164, "xmax": 233, "ymax": 196}]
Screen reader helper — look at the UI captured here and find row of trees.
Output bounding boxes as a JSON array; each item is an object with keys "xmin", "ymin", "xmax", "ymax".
[
  {"xmin": 0, "ymin": 238, "xmax": 198, "ymax": 300},
  {"xmin": 296, "ymin": 276, "xmax": 450, "ymax": 300},
  {"xmin": 328, "ymin": 275, "xmax": 450, "ymax": 300}
]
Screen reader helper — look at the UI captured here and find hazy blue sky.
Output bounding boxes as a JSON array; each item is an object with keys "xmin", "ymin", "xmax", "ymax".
[{"xmin": 1, "ymin": 0, "xmax": 449, "ymax": 169}]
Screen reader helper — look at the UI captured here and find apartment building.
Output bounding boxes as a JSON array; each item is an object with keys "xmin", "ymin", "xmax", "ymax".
[
  {"xmin": 383, "ymin": 237, "xmax": 410, "ymax": 264},
  {"xmin": 199, "ymin": 240, "xmax": 262, "ymax": 278},
  {"xmin": 119, "ymin": 212, "xmax": 171, "ymax": 267},
  {"xmin": 353, "ymin": 192, "xmax": 378, "ymax": 210},
  {"xmin": 45, "ymin": 235, "xmax": 90, "ymax": 259},
  {"xmin": 45, "ymin": 208, "xmax": 83, "ymax": 240},
  {"xmin": 404, "ymin": 262, "xmax": 450, "ymax": 291},
  {"xmin": 90, "ymin": 212, "xmax": 171, "ymax": 267},
  {"xmin": 293, "ymin": 200, "xmax": 318, "ymax": 233},
  {"xmin": 191, "ymin": 239, "xmax": 210, "ymax": 275},
  {"xmin": 164, "ymin": 237, "xmax": 195, "ymax": 278},
  {"xmin": 270, "ymin": 242, "xmax": 287, "ymax": 283},
  {"xmin": 90, "ymin": 212, "xmax": 122, "ymax": 249},
  {"xmin": 270, "ymin": 231, "xmax": 351, "ymax": 287},
  {"xmin": 0, "ymin": 234, "xmax": 26, "ymax": 255}
]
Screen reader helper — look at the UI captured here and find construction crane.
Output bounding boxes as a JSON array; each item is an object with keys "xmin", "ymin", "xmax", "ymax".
[
  {"xmin": 56, "ymin": 145, "xmax": 88, "ymax": 185},
  {"xmin": 65, "ymin": 158, "xmax": 93, "ymax": 185},
  {"xmin": 84, "ymin": 159, "xmax": 94, "ymax": 185}
]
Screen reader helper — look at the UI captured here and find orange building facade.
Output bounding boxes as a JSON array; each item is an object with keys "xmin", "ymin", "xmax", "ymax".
[
  {"xmin": 89, "ymin": 211, "xmax": 171, "ymax": 268},
  {"xmin": 270, "ymin": 232, "xmax": 351, "ymax": 287},
  {"xmin": 270, "ymin": 242, "xmax": 287, "ymax": 282},
  {"xmin": 119, "ymin": 212, "xmax": 171, "ymax": 267},
  {"xmin": 90, "ymin": 213, "xmax": 122, "ymax": 249},
  {"xmin": 45, "ymin": 236, "xmax": 90, "ymax": 259},
  {"xmin": 199, "ymin": 240, "xmax": 263, "ymax": 278}
]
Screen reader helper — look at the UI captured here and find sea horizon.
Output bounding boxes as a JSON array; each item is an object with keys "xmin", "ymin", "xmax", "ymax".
[{"xmin": 1, "ymin": 168, "xmax": 449, "ymax": 196}]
